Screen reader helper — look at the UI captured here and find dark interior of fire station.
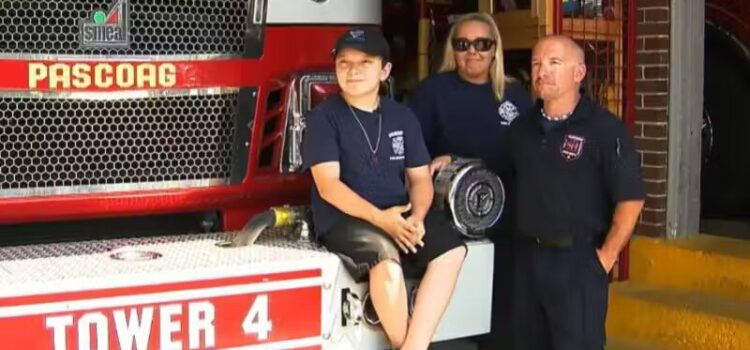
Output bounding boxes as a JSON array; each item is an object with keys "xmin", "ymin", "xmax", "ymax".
[{"xmin": 700, "ymin": 22, "xmax": 750, "ymax": 240}]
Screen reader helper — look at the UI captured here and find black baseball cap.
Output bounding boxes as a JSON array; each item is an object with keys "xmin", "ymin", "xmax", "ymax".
[{"xmin": 332, "ymin": 27, "xmax": 390, "ymax": 62}]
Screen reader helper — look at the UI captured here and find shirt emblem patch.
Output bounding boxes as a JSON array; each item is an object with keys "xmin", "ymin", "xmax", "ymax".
[
  {"xmin": 561, "ymin": 134, "xmax": 586, "ymax": 161},
  {"xmin": 389, "ymin": 130, "xmax": 405, "ymax": 160},
  {"xmin": 349, "ymin": 30, "xmax": 364, "ymax": 40},
  {"xmin": 498, "ymin": 101, "xmax": 519, "ymax": 125}
]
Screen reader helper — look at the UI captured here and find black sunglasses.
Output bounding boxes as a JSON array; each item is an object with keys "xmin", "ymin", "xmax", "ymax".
[{"xmin": 452, "ymin": 37, "xmax": 496, "ymax": 52}]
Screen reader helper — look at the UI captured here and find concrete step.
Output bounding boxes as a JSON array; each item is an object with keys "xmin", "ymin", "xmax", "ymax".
[
  {"xmin": 607, "ymin": 281, "xmax": 750, "ymax": 350},
  {"xmin": 606, "ymin": 336, "xmax": 676, "ymax": 350},
  {"xmin": 629, "ymin": 235, "xmax": 750, "ymax": 301}
]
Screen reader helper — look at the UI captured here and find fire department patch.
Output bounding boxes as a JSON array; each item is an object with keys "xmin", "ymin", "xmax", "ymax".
[
  {"xmin": 560, "ymin": 134, "xmax": 586, "ymax": 161},
  {"xmin": 391, "ymin": 135, "xmax": 404, "ymax": 156},
  {"xmin": 498, "ymin": 101, "xmax": 519, "ymax": 125},
  {"xmin": 389, "ymin": 130, "xmax": 405, "ymax": 161}
]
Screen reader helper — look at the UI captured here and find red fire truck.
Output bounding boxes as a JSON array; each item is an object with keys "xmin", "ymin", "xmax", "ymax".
[{"xmin": 0, "ymin": 1, "xmax": 495, "ymax": 349}]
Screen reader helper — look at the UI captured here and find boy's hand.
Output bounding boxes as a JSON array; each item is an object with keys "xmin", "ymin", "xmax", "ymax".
[
  {"xmin": 372, "ymin": 204, "xmax": 418, "ymax": 253},
  {"xmin": 405, "ymin": 215, "xmax": 425, "ymax": 248}
]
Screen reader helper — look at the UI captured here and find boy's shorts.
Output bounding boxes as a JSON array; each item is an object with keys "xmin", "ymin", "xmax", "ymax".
[{"xmin": 319, "ymin": 209, "xmax": 466, "ymax": 282}]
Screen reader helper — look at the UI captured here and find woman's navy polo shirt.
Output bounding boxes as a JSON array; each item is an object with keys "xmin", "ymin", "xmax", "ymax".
[
  {"xmin": 407, "ymin": 71, "xmax": 533, "ymax": 174},
  {"xmin": 302, "ymin": 95, "xmax": 431, "ymax": 236}
]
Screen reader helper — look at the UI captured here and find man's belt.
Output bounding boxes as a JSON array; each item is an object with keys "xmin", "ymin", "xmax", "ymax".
[{"xmin": 525, "ymin": 235, "xmax": 595, "ymax": 248}]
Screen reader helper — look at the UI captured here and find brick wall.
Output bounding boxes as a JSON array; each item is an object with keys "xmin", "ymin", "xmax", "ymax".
[{"xmin": 634, "ymin": 0, "xmax": 670, "ymax": 237}]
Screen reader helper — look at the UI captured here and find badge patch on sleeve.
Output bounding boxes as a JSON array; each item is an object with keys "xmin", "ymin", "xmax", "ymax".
[{"xmin": 560, "ymin": 134, "xmax": 586, "ymax": 161}]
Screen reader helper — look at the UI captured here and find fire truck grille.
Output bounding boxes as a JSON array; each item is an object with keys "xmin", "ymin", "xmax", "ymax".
[
  {"xmin": 0, "ymin": 0, "xmax": 249, "ymax": 56},
  {"xmin": 0, "ymin": 93, "xmax": 237, "ymax": 198}
]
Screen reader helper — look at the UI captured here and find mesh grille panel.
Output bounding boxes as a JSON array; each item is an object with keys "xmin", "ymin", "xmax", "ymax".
[
  {"xmin": 0, "ymin": 93, "xmax": 237, "ymax": 196},
  {"xmin": 0, "ymin": 0, "xmax": 249, "ymax": 56},
  {"xmin": 0, "ymin": 230, "xmax": 327, "ymax": 261}
]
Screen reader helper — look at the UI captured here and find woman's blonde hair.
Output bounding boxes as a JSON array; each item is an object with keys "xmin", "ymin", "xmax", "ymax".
[{"xmin": 438, "ymin": 12, "xmax": 511, "ymax": 101}]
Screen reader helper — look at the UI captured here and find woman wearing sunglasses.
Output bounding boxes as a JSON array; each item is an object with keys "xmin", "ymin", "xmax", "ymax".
[
  {"xmin": 409, "ymin": 12, "xmax": 532, "ymax": 176},
  {"xmin": 407, "ymin": 11, "xmax": 533, "ymax": 349}
]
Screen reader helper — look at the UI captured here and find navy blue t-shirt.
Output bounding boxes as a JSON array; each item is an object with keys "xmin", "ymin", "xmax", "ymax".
[
  {"xmin": 302, "ymin": 95, "xmax": 431, "ymax": 236},
  {"xmin": 407, "ymin": 71, "xmax": 533, "ymax": 174},
  {"xmin": 505, "ymin": 97, "xmax": 647, "ymax": 242}
]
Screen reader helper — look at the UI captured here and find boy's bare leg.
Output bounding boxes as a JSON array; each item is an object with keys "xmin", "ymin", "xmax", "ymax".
[
  {"xmin": 402, "ymin": 246, "xmax": 467, "ymax": 350},
  {"xmin": 370, "ymin": 259, "xmax": 409, "ymax": 349}
]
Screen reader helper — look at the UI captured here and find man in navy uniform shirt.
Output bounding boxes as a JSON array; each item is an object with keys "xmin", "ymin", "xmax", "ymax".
[
  {"xmin": 504, "ymin": 35, "xmax": 646, "ymax": 349},
  {"xmin": 302, "ymin": 28, "xmax": 466, "ymax": 350}
]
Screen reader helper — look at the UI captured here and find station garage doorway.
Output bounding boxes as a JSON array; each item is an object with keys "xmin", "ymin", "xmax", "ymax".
[{"xmin": 700, "ymin": 21, "xmax": 750, "ymax": 240}]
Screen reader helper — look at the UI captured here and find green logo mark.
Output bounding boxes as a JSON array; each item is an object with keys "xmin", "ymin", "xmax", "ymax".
[{"xmin": 93, "ymin": 11, "xmax": 107, "ymax": 24}]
